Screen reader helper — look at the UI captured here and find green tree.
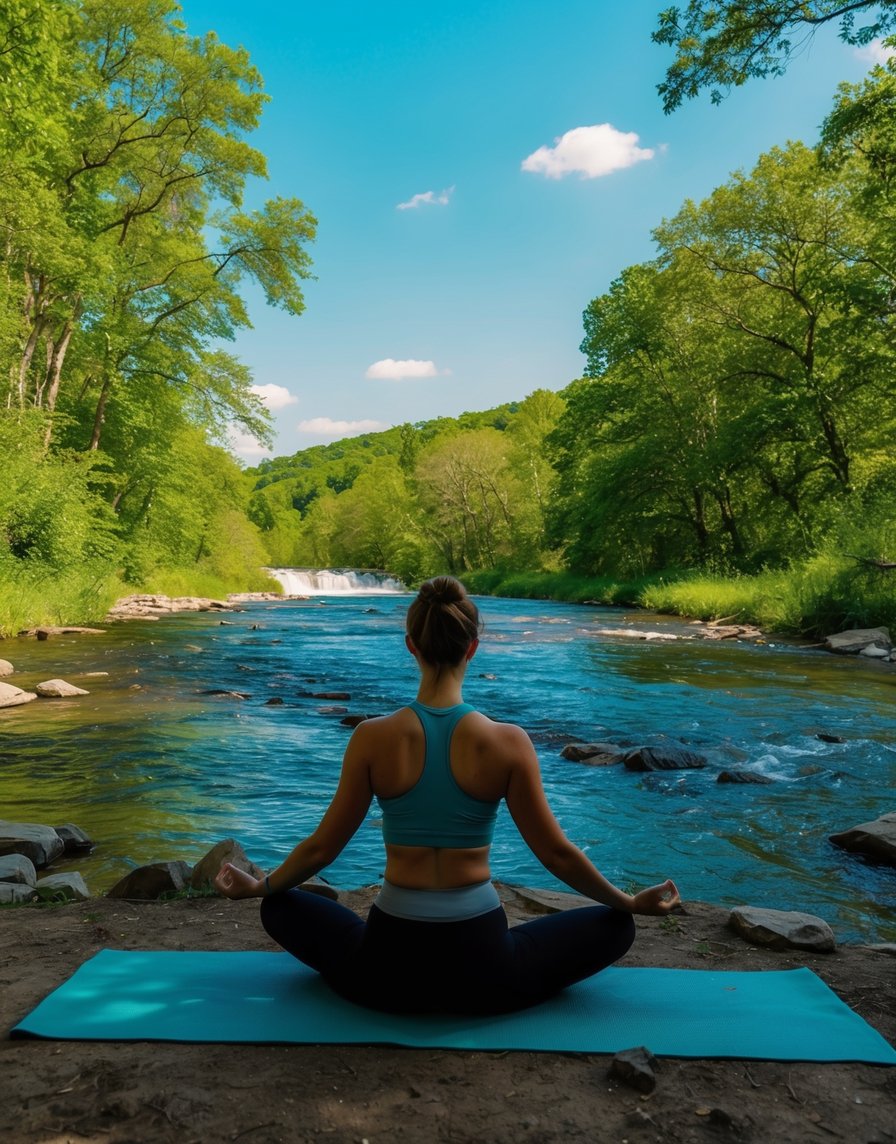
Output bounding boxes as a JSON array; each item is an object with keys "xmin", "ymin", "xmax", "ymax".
[{"xmin": 654, "ymin": 2, "xmax": 896, "ymax": 111}]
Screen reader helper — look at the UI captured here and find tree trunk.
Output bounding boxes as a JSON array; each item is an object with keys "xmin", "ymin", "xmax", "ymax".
[
  {"xmin": 41, "ymin": 301, "xmax": 81, "ymax": 447},
  {"xmin": 89, "ymin": 374, "xmax": 113, "ymax": 451}
]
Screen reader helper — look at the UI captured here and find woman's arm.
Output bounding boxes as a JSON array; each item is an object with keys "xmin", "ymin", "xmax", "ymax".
[
  {"xmin": 215, "ymin": 723, "xmax": 375, "ymax": 900},
  {"xmin": 502, "ymin": 726, "xmax": 680, "ymax": 915}
]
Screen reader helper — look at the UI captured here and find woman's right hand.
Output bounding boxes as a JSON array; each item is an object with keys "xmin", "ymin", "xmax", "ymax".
[
  {"xmin": 630, "ymin": 879, "xmax": 681, "ymax": 915},
  {"xmin": 214, "ymin": 861, "xmax": 264, "ymax": 900}
]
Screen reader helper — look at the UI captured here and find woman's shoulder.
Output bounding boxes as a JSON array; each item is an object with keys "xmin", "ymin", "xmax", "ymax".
[{"xmin": 459, "ymin": 710, "xmax": 534, "ymax": 755}]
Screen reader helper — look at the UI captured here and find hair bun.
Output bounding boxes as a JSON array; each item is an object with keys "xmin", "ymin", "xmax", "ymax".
[{"xmin": 421, "ymin": 576, "xmax": 459, "ymax": 606}]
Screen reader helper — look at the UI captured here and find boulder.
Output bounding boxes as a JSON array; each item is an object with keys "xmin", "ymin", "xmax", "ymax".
[
  {"xmin": 54, "ymin": 823, "xmax": 95, "ymax": 855},
  {"xmin": 35, "ymin": 678, "xmax": 90, "ymax": 698},
  {"xmin": 0, "ymin": 820, "xmax": 65, "ymax": 867},
  {"xmin": 829, "ymin": 812, "xmax": 896, "ymax": 867},
  {"xmin": 298, "ymin": 875, "xmax": 339, "ymax": 901},
  {"xmin": 107, "ymin": 860, "xmax": 193, "ymax": 900},
  {"xmin": 0, "ymin": 659, "xmax": 14, "ymax": 676},
  {"xmin": 0, "ymin": 853, "xmax": 37, "ymax": 886},
  {"xmin": 717, "ymin": 770, "xmax": 774, "ymax": 785},
  {"xmin": 561, "ymin": 742, "xmax": 625, "ymax": 764},
  {"xmin": 824, "ymin": 627, "xmax": 891, "ymax": 655},
  {"xmin": 37, "ymin": 872, "xmax": 91, "ymax": 901},
  {"xmin": 0, "ymin": 681, "xmax": 37, "ymax": 708},
  {"xmin": 728, "ymin": 906, "xmax": 836, "ymax": 952},
  {"xmin": 623, "ymin": 746, "xmax": 707, "ymax": 772},
  {"xmin": 0, "ymin": 883, "xmax": 38, "ymax": 904},
  {"xmin": 504, "ymin": 885, "xmax": 590, "ymax": 914},
  {"xmin": 190, "ymin": 839, "xmax": 264, "ymax": 892},
  {"xmin": 311, "ymin": 691, "xmax": 351, "ymax": 701}
]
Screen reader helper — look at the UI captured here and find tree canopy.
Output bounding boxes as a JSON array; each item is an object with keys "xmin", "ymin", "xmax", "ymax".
[{"xmin": 654, "ymin": 1, "xmax": 896, "ymax": 111}]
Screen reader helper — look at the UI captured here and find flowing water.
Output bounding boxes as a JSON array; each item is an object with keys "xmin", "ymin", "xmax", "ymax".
[{"xmin": 2, "ymin": 587, "xmax": 894, "ymax": 942}]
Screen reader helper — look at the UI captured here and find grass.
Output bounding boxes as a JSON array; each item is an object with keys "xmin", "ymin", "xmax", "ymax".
[
  {"xmin": 0, "ymin": 565, "xmax": 125, "ymax": 639},
  {"xmin": 0, "ymin": 561, "xmax": 282, "ymax": 639},
  {"xmin": 464, "ymin": 555, "xmax": 896, "ymax": 638}
]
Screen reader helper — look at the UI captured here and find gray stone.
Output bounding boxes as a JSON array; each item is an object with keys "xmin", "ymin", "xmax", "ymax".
[
  {"xmin": 107, "ymin": 860, "xmax": 193, "ymax": 900},
  {"xmin": 561, "ymin": 742, "xmax": 624, "ymax": 764},
  {"xmin": 0, "ymin": 659, "xmax": 14, "ymax": 676},
  {"xmin": 37, "ymin": 872, "xmax": 90, "ymax": 901},
  {"xmin": 824, "ymin": 626, "xmax": 892, "ymax": 655},
  {"xmin": 623, "ymin": 746, "xmax": 707, "ymax": 771},
  {"xmin": 0, "ymin": 681, "xmax": 37, "ymax": 708},
  {"xmin": 190, "ymin": 839, "xmax": 264, "ymax": 891},
  {"xmin": 0, "ymin": 820, "xmax": 65, "ymax": 867},
  {"xmin": 54, "ymin": 823, "xmax": 95, "ymax": 855},
  {"xmin": 717, "ymin": 770, "xmax": 774, "ymax": 785},
  {"xmin": 505, "ymin": 885, "xmax": 590, "ymax": 914},
  {"xmin": 609, "ymin": 1047, "xmax": 658, "ymax": 1093},
  {"xmin": 864, "ymin": 943, "xmax": 896, "ymax": 956},
  {"xmin": 728, "ymin": 906, "xmax": 836, "ymax": 952},
  {"xmin": 829, "ymin": 812, "xmax": 896, "ymax": 867},
  {"xmin": 0, "ymin": 853, "xmax": 37, "ymax": 886},
  {"xmin": 859, "ymin": 644, "xmax": 890, "ymax": 658},
  {"xmin": 298, "ymin": 875, "xmax": 339, "ymax": 901},
  {"xmin": 36, "ymin": 678, "xmax": 90, "ymax": 698},
  {"xmin": 0, "ymin": 882, "xmax": 38, "ymax": 904}
]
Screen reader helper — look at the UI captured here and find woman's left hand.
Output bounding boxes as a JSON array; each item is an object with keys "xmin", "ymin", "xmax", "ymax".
[{"xmin": 214, "ymin": 861, "xmax": 264, "ymax": 900}]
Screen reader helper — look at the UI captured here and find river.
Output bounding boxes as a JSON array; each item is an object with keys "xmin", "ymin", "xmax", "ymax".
[{"xmin": 2, "ymin": 590, "xmax": 894, "ymax": 942}]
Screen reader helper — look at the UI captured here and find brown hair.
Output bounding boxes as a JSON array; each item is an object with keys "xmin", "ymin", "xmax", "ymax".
[{"xmin": 406, "ymin": 576, "xmax": 481, "ymax": 667}]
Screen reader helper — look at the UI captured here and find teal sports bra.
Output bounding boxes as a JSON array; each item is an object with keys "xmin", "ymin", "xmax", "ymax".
[{"xmin": 378, "ymin": 701, "xmax": 500, "ymax": 848}]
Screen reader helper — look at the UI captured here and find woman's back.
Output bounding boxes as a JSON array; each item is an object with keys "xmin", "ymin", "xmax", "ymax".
[{"xmin": 357, "ymin": 704, "xmax": 524, "ymax": 890}]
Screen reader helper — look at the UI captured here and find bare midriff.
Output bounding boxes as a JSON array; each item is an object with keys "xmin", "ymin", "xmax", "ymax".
[{"xmin": 384, "ymin": 843, "xmax": 491, "ymax": 890}]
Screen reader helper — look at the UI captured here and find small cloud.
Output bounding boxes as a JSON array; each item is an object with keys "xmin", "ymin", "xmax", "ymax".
[
  {"xmin": 365, "ymin": 358, "xmax": 447, "ymax": 380},
  {"xmin": 229, "ymin": 429, "xmax": 273, "ymax": 460},
  {"xmin": 855, "ymin": 37, "xmax": 896, "ymax": 65},
  {"xmin": 250, "ymin": 383, "xmax": 298, "ymax": 411},
  {"xmin": 297, "ymin": 417, "xmax": 388, "ymax": 437},
  {"xmin": 521, "ymin": 123, "xmax": 654, "ymax": 180},
  {"xmin": 397, "ymin": 186, "xmax": 454, "ymax": 210}
]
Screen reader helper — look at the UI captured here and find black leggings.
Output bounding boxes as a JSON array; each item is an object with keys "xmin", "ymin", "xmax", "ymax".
[{"xmin": 260, "ymin": 890, "xmax": 635, "ymax": 1015}]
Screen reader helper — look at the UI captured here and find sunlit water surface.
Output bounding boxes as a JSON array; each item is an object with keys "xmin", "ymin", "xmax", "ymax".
[{"xmin": 2, "ymin": 595, "xmax": 894, "ymax": 942}]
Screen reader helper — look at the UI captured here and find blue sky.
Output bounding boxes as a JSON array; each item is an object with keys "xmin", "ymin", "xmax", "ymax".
[{"xmin": 175, "ymin": 1, "xmax": 890, "ymax": 461}]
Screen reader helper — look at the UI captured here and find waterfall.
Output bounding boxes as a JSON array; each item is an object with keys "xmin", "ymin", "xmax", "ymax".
[{"xmin": 266, "ymin": 568, "xmax": 408, "ymax": 595}]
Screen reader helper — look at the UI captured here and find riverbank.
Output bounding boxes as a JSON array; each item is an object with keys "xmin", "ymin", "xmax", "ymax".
[
  {"xmin": 2, "ymin": 889, "xmax": 894, "ymax": 1143},
  {"xmin": 463, "ymin": 560, "xmax": 896, "ymax": 640}
]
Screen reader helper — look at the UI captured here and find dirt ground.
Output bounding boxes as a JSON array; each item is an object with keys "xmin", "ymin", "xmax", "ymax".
[{"xmin": 1, "ymin": 887, "xmax": 894, "ymax": 1144}]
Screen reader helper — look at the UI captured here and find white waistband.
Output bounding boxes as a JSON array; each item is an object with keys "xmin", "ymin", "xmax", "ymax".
[{"xmin": 374, "ymin": 879, "xmax": 500, "ymax": 922}]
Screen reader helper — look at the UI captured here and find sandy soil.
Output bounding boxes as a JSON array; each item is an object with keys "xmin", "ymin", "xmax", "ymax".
[{"xmin": 2, "ymin": 887, "xmax": 894, "ymax": 1144}]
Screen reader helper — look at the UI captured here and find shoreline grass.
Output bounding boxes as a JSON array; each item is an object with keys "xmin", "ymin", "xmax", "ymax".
[{"xmin": 464, "ymin": 558, "xmax": 895, "ymax": 639}]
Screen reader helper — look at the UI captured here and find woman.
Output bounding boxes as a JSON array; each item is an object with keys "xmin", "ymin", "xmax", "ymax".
[{"xmin": 215, "ymin": 576, "xmax": 680, "ymax": 1014}]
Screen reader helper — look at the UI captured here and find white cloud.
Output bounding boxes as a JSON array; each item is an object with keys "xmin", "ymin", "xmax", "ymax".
[
  {"xmin": 229, "ymin": 429, "xmax": 273, "ymax": 460},
  {"xmin": 855, "ymin": 37, "xmax": 896, "ymax": 65},
  {"xmin": 365, "ymin": 358, "xmax": 446, "ymax": 380},
  {"xmin": 298, "ymin": 417, "xmax": 388, "ymax": 437},
  {"xmin": 397, "ymin": 186, "xmax": 454, "ymax": 210},
  {"xmin": 250, "ymin": 383, "xmax": 298, "ymax": 410},
  {"xmin": 521, "ymin": 123, "xmax": 655, "ymax": 180}
]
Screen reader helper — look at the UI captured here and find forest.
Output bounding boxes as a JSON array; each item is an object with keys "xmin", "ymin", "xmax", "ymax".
[{"xmin": 2, "ymin": 1, "xmax": 895, "ymax": 636}]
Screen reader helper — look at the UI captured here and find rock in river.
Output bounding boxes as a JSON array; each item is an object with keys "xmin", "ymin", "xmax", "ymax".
[
  {"xmin": 623, "ymin": 746, "xmax": 707, "ymax": 771},
  {"xmin": 829, "ymin": 812, "xmax": 896, "ymax": 867}
]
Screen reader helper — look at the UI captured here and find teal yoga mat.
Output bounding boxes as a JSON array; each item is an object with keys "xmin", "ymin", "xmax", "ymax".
[{"xmin": 11, "ymin": 950, "xmax": 896, "ymax": 1063}]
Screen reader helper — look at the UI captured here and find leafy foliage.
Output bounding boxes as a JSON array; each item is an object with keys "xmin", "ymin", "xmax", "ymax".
[{"xmin": 654, "ymin": 2, "xmax": 896, "ymax": 111}]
